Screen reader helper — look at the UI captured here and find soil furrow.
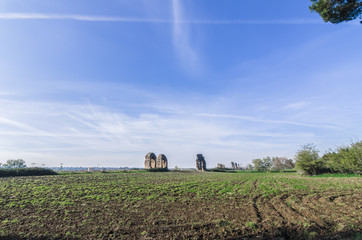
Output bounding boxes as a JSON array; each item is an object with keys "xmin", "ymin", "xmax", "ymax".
[{"xmin": 252, "ymin": 195, "xmax": 262, "ymax": 223}]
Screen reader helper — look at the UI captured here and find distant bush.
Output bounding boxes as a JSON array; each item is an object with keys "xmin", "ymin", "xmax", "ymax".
[
  {"xmin": 322, "ymin": 141, "xmax": 362, "ymax": 175},
  {"xmin": 269, "ymin": 169, "xmax": 297, "ymax": 173},
  {"xmin": 0, "ymin": 168, "xmax": 58, "ymax": 178},
  {"xmin": 295, "ymin": 141, "xmax": 362, "ymax": 176},
  {"xmin": 295, "ymin": 144, "xmax": 329, "ymax": 175},
  {"xmin": 145, "ymin": 168, "xmax": 169, "ymax": 172},
  {"xmin": 209, "ymin": 168, "xmax": 236, "ymax": 173}
]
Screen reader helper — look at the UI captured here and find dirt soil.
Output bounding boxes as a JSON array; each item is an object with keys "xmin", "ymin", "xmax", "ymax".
[{"xmin": 0, "ymin": 172, "xmax": 360, "ymax": 239}]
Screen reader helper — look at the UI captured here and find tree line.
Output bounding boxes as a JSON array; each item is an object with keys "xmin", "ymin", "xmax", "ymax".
[
  {"xmin": 0, "ymin": 159, "xmax": 27, "ymax": 169},
  {"xmin": 295, "ymin": 141, "xmax": 362, "ymax": 175},
  {"xmin": 249, "ymin": 156, "xmax": 295, "ymax": 172}
]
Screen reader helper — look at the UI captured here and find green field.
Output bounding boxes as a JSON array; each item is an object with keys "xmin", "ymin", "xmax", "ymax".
[{"xmin": 0, "ymin": 171, "xmax": 361, "ymax": 239}]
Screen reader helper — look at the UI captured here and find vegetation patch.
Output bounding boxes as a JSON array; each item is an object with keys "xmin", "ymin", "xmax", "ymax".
[
  {"xmin": 0, "ymin": 171, "xmax": 360, "ymax": 239},
  {"xmin": 0, "ymin": 168, "xmax": 58, "ymax": 178},
  {"xmin": 145, "ymin": 168, "xmax": 169, "ymax": 172}
]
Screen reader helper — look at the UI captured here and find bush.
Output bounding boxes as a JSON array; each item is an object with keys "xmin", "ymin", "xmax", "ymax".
[
  {"xmin": 295, "ymin": 144, "xmax": 328, "ymax": 175},
  {"xmin": 322, "ymin": 141, "xmax": 362, "ymax": 175},
  {"xmin": 209, "ymin": 168, "xmax": 236, "ymax": 173},
  {"xmin": 145, "ymin": 168, "xmax": 169, "ymax": 172},
  {"xmin": 0, "ymin": 168, "xmax": 58, "ymax": 178}
]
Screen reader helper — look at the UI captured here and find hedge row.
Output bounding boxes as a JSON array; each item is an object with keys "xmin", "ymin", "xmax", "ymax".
[{"xmin": 0, "ymin": 168, "xmax": 58, "ymax": 177}]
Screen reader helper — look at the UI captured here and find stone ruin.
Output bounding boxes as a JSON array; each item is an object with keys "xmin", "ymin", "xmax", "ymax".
[
  {"xmin": 196, "ymin": 154, "xmax": 206, "ymax": 171},
  {"xmin": 157, "ymin": 154, "xmax": 168, "ymax": 169},
  {"xmin": 144, "ymin": 152, "xmax": 168, "ymax": 169},
  {"xmin": 231, "ymin": 161, "xmax": 240, "ymax": 169},
  {"xmin": 217, "ymin": 163, "xmax": 225, "ymax": 169},
  {"xmin": 144, "ymin": 152, "xmax": 156, "ymax": 169}
]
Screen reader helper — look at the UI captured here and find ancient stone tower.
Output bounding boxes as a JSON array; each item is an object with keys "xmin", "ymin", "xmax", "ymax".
[
  {"xmin": 157, "ymin": 154, "xmax": 168, "ymax": 169},
  {"xmin": 196, "ymin": 154, "xmax": 206, "ymax": 171},
  {"xmin": 144, "ymin": 152, "xmax": 156, "ymax": 169}
]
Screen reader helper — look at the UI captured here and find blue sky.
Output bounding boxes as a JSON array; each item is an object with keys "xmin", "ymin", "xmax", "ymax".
[{"xmin": 1, "ymin": 0, "xmax": 362, "ymax": 168}]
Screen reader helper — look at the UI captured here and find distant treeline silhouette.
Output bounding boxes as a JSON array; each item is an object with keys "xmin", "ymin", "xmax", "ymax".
[{"xmin": 0, "ymin": 168, "xmax": 58, "ymax": 178}]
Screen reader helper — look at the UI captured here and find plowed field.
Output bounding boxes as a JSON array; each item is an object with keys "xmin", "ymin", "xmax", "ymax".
[{"xmin": 0, "ymin": 172, "xmax": 361, "ymax": 239}]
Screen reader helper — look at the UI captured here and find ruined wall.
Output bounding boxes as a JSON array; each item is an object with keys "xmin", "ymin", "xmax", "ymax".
[
  {"xmin": 157, "ymin": 154, "xmax": 168, "ymax": 169},
  {"xmin": 145, "ymin": 153, "xmax": 168, "ymax": 169},
  {"xmin": 196, "ymin": 154, "xmax": 206, "ymax": 171},
  {"xmin": 144, "ymin": 152, "xmax": 156, "ymax": 169},
  {"xmin": 217, "ymin": 163, "xmax": 225, "ymax": 169}
]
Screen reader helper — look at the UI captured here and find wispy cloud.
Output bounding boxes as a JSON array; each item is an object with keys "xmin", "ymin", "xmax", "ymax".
[
  {"xmin": 0, "ymin": 13, "xmax": 326, "ymax": 25},
  {"xmin": 195, "ymin": 113, "xmax": 341, "ymax": 130},
  {"xmin": 0, "ymin": 13, "xmax": 169, "ymax": 22},
  {"xmin": 171, "ymin": 0, "xmax": 202, "ymax": 74},
  {"xmin": 0, "ymin": 91, "xmax": 21, "ymax": 96},
  {"xmin": 0, "ymin": 96, "xmax": 314, "ymax": 167}
]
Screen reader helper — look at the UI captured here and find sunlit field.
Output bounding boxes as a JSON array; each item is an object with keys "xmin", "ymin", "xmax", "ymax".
[{"xmin": 0, "ymin": 171, "xmax": 360, "ymax": 239}]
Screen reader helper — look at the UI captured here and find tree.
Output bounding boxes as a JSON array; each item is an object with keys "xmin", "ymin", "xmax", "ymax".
[
  {"xmin": 252, "ymin": 159, "xmax": 263, "ymax": 171},
  {"xmin": 246, "ymin": 164, "xmax": 253, "ymax": 171},
  {"xmin": 263, "ymin": 156, "xmax": 273, "ymax": 171},
  {"xmin": 272, "ymin": 157, "xmax": 284, "ymax": 171},
  {"xmin": 3, "ymin": 159, "xmax": 27, "ymax": 169},
  {"xmin": 273, "ymin": 157, "xmax": 295, "ymax": 171},
  {"xmin": 284, "ymin": 159, "xmax": 295, "ymax": 169},
  {"xmin": 295, "ymin": 144, "xmax": 324, "ymax": 175},
  {"xmin": 310, "ymin": 0, "xmax": 362, "ymax": 24}
]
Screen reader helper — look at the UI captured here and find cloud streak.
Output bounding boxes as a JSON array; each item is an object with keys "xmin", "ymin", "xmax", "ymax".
[
  {"xmin": 0, "ymin": 97, "xmax": 313, "ymax": 167},
  {"xmin": 195, "ymin": 113, "xmax": 342, "ymax": 130},
  {"xmin": 0, "ymin": 13, "xmax": 325, "ymax": 25},
  {"xmin": 171, "ymin": 0, "xmax": 202, "ymax": 74}
]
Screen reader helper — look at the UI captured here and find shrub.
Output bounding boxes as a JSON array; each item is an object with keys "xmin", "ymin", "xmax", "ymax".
[
  {"xmin": 322, "ymin": 141, "xmax": 362, "ymax": 175},
  {"xmin": 145, "ymin": 168, "xmax": 169, "ymax": 172},
  {"xmin": 295, "ymin": 144, "xmax": 327, "ymax": 175},
  {"xmin": 0, "ymin": 168, "xmax": 58, "ymax": 178}
]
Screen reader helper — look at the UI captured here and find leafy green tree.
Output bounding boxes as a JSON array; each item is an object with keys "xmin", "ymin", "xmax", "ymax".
[
  {"xmin": 252, "ymin": 159, "xmax": 263, "ymax": 171},
  {"xmin": 2, "ymin": 159, "xmax": 27, "ymax": 169},
  {"xmin": 310, "ymin": 0, "xmax": 362, "ymax": 24},
  {"xmin": 262, "ymin": 156, "xmax": 273, "ymax": 171},
  {"xmin": 295, "ymin": 144, "xmax": 324, "ymax": 175}
]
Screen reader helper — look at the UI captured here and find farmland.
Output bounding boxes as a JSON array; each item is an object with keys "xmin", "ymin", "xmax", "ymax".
[{"xmin": 0, "ymin": 172, "xmax": 361, "ymax": 239}]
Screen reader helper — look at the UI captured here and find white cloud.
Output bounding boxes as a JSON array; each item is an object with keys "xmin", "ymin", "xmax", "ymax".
[{"xmin": 0, "ymin": 96, "xmax": 315, "ymax": 168}]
